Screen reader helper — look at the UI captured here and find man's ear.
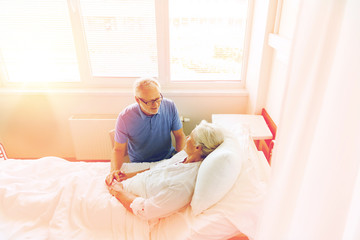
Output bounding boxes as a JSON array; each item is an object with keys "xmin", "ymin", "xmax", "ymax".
[{"xmin": 135, "ymin": 96, "xmax": 140, "ymax": 104}]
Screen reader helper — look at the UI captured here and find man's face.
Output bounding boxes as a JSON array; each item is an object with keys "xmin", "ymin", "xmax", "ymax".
[{"xmin": 135, "ymin": 85, "xmax": 162, "ymax": 116}]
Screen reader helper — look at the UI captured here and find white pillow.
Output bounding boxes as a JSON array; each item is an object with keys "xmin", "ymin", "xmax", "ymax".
[
  {"xmin": 190, "ymin": 131, "xmax": 247, "ymax": 216},
  {"xmin": 192, "ymin": 139, "xmax": 271, "ymax": 240}
]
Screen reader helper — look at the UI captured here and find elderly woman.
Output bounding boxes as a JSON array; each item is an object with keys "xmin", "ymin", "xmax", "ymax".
[{"xmin": 107, "ymin": 120, "xmax": 224, "ymax": 220}]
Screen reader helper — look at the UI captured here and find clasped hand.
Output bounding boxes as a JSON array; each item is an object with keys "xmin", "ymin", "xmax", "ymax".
[
  {"xmin": 107, "ymin": 180, "xmax": 124, "ymax": 197},
  {"xmin": 105, "ymin": 170, "xmax": 129, "ymax": 186}
]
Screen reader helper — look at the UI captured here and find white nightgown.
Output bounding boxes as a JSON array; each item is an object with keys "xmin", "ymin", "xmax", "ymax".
[{"xmin": 120, "ymin": 151, "xmax": 201, "ymax": 221}]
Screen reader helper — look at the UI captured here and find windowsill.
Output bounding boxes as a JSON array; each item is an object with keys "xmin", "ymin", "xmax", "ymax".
[{"xmin": 0, "ymin": 87, "xmax": 248, "ymax": 97}]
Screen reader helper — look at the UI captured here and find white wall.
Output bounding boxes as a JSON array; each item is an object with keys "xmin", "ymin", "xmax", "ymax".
[
  {"xmin": 265, "ymin": 0, "xmax": 300, "ymax": 124},
  {"xmin": 245, "ymin": 0, "xmax": 277, "ymax": 115},
  {"xmin": 0, "ymin": 90, "xmax": 247, "ymax": 159}
]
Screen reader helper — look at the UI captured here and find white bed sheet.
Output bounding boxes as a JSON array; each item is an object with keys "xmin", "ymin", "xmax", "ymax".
[
  {"xmin": 0, "ymin": 139, "xmax": 270, "ymax": 240},
  {"xmin": 0, "ymin": 157, "xmax": 152, "ymax": 240}
]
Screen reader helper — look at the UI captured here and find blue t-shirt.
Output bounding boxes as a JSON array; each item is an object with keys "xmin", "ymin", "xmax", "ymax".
[{"xmin": 114, "ymin": 98, "xmax": 182, "ymax": 163}]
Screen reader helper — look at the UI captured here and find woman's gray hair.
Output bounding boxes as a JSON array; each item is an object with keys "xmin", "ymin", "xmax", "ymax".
[
  {"xmin": 192, "ymin": 120, "xmax": 224, "ymax": 158},
  {"xmin": 133, "ymin": 77, "xmax": 161, "ymax": 96}
]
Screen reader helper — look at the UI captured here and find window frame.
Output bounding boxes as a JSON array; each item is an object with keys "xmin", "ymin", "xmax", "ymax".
[{"xmin": 0, "ymin": 0, "xmax": 253, "ymax": 91}]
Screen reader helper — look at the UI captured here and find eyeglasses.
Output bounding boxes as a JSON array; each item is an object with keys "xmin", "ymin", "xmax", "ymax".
[{"xmin": 137, "ymin": 93, "xmax": 163, "ymax": 106}]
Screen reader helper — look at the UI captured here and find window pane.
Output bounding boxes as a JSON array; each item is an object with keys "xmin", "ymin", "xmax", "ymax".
[
  {"xmin": 169, "ymin": 0, "xmax": 248, "ymax": 81},
  {"xmin": 79, "ymin": 0, "xmax": 158, "ymax": 77},
  {"xmin": 0, "ymin": 0, "xmax": 80, "ymax": 83}
]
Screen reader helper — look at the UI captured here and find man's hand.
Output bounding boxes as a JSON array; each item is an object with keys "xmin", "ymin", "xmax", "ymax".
[
  {"xmin": 106, "ymin": 169, "xmax": 149, "ymax": 186},
  {"xmin": 105, "ymin": 170, "xmax": 127, "ymax": 186}
]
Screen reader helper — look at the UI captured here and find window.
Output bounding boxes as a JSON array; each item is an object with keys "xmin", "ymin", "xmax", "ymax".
[
  {"xmin": 79, "ymin": 0, "xmax": 158, "ymax": 78},
  {"xmin": 0, "ymin": 0, "xmax": 80, "ymax": 83},
  {"xmin": 0, "ymin": 0, "xmax": 250, "ymax": 88},
  {"xmin": 169, "ymin": 0, "xmax": 248, "ymax": 81}
]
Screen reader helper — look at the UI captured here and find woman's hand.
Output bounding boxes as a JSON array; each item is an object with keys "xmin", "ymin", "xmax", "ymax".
[
  {"xmin": 108, "ymin": 182, "xmax": 124, "ymax": 197},
  {"xmin": 107, "ymin": 182, "xmax": 138, "ymax": 213},
  {"xmin": 105, "ymin": 170, "xmax": 128, "ymax": 186}
]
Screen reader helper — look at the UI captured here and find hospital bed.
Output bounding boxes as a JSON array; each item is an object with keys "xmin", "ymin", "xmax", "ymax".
[{"xmin": 0, "ymin": 124, "xmax": 271, "ymax": 240}]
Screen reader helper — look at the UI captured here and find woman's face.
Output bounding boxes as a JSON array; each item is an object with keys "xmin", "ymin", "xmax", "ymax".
[{"xmin": 184, "ymin": 133, "xmax": 198, "ymax": 155}]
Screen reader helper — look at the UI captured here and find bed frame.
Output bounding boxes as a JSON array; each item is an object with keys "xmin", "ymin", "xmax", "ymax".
[
  {"xmin": 254, "ymin": 108, "xmax": 277, "ymax": 165},
  {"xmin": 228, "ymin": 233, "xmax": 250, "ymax": 240},
  {"xmin": 0, "ymin": 143, "xmax": 8, "ymax": 161}
]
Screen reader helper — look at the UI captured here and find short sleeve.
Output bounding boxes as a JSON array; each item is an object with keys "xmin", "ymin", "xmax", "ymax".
[
  {"xmin": 130, "ymin": 183, "xmax": 192, "ymax": 220},
  {"xmin": 115, "ymin": 116, "xmax": 128, "ymax": 144}
]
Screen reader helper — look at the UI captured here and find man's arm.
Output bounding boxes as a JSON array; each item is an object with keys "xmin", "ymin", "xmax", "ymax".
[
  {"xmin": 114, "ymin": 168, "xmax": 150, "ymax": 182},
  {"xmin": 172, "ymin": 128, "xmax": 186, "ymax": 152},
  {"xmin": 111, "ymin": 141, "xmax": 127, "ymax": 172},
  {"xmin": 105, "ymin": 141, "xmax": 127, "ymax": 186}
]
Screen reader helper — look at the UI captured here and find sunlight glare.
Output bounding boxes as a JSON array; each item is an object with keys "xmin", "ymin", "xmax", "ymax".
[{"xmin": 0, "ymin": 0, "xmax": 80, "ymax": 83}]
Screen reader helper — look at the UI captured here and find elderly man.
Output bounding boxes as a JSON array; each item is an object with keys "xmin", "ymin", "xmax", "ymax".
[{"xmin": 106, "ymin": 77, "xmax": 186, "ymax": 185}]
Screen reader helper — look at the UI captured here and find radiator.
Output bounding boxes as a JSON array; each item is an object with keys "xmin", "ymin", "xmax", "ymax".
[{"xmin": 69, "ymin": 114, "xmax": 117, "ymax": 160}]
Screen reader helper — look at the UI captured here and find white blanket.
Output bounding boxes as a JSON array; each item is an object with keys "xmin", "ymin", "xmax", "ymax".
[
  {"xmin": 0, "ymin": 139, "xmax": 270, "ymax": 240},
  {"xmin": 0, "ymin": 157, "xmax": 194, "ymax": 240}
]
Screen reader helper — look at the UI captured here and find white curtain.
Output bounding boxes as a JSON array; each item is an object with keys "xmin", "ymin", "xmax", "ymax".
[{"xmin": 255, "ymin": 0, "xmax": 360, "ymax": 239}]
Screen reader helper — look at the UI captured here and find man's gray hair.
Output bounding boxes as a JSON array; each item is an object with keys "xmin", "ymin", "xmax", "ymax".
[
  {"xmin": 133, "ymin": 77, "xmax": 161, "ymax": 96},
  {"xmin": 192, "ymin": 120, "xmax": 224, "ymax": 158}
]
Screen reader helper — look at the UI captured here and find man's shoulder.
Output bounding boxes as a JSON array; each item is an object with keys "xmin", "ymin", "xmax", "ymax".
[
  {"xmin": 162, "ymin": 97, "xmax": 174, "ymax": 104},
  {"xmin": 119, "ymin": 103, "xmax": 139, "ymax": 117},
  {"xmin": 161, "ymin": 98, "xmax": 176, "ymax": 110}
]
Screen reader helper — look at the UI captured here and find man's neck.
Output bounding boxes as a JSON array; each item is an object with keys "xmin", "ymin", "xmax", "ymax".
[{"xmin": 139, "ymin": 105, "xmax": 155, "ymax": 116}]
